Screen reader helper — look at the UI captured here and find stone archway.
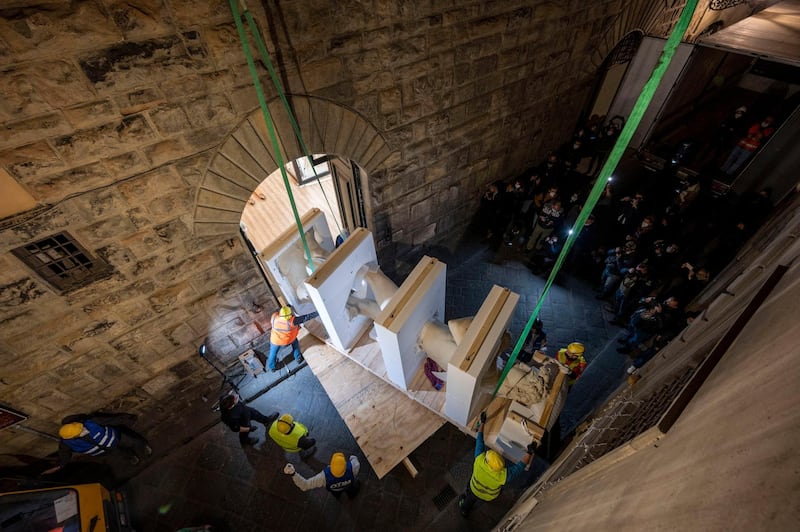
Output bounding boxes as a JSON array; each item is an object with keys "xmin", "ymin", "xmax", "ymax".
[
  {"xmin": 192, "ymin": 95, "xmax": 394, "ymax": 237},
  {"xmin": 588, "ymin": 0, "xmax": 680, "ymax": 72}
]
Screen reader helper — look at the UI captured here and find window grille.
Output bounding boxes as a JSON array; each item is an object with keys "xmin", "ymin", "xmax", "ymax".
[
  {"xmin": 12, "ymin": 232, "xmax": 112, "ymax": 293},
  {"xmin": 610, "ymin": 31, "xmax": 643, "ymax": 65},
  {"xmin": 709, "ymin": 0, "xmax": 745, "ymax": 10}
]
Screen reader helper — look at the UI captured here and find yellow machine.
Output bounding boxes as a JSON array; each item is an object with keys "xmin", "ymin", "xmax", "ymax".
[{"xmin": 0, "ymin": 482, "xmax": 132, "ymax": 531}]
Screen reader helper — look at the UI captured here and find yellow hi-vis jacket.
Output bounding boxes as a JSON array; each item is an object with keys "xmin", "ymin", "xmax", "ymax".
[
  {"xmin": 470, "ymin": 453, "xmax": 508, "ymax": 501},
  {"xmin": 268, "ymin": 419, "xmax": 309, "ymax": 452}
]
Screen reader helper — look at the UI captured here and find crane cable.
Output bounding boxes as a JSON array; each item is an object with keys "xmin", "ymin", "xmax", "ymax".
[{"xmin": 492, "ymin": 0, "xmax": 700, "ymax": 399}]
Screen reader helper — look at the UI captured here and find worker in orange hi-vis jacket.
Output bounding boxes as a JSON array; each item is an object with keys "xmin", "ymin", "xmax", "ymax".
[{"xmin": 267, "ymin": 305, "xmax": 318, "ymax": 371}]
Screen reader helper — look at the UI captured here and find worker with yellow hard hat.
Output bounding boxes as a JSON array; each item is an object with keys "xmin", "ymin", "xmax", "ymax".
[
  {"xmin": 284, "ymin": 452, "xmax": 361, "ymax": 498},
  {"xmin": 268, "ymin": 304, "xmax": 319, "ymax": 372},
  {"xmin": 557, "ymin": 342, "xmax": 587, "ymax": 386},
  {"xmin": 43, "ymin": 413, "xmax": 152, "ymax": 474},
  {"xmin": 268, "ymin": 413, "xmax": 317, "ymax": 458},
  {"xmin": 458, "ymin": 411, "xmax": 535, "ymax": 517}
]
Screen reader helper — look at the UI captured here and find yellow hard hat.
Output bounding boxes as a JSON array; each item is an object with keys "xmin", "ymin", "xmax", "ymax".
[
  {"xmin": 330, "ymin": 452, "xmax": 347, "ymax": 477},
  {"xmin": 277, "ymin": 413, "xmax": 294, "ymax": 434},
  {"xmin": 59, "ymin": 422, "xmax": 84, "ymax": 439},
  {"xmin": 485, "ymin": 450, "xmax": 504, "ymax": 472},
  {"xmin": 279, "ymin": 305, "xmax": 293, "ymax": 318},
  {"xmin": 567, "ymin": 342, "xmax": 585, "ymax": 355}
]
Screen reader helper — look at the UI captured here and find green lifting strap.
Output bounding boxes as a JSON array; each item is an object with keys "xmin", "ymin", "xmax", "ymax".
[
  {"xmin": 240, "ymin": 4, "xmax": 344, "ymax": 240},
  {"xmin": 229, "ymin": 0, "xmax": 315, "ymax": 273},
  {"xmin": 492, "ymin": 0, "xmax": 700, "ymax": 399}
]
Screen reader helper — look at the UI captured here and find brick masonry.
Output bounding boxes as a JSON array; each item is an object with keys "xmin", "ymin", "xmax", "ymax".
[{"xmin": 0, "ymin": 1, "xmax": 720, "ymax": 458}]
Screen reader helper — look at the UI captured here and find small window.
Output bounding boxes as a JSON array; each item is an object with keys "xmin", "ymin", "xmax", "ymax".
[
  {"xmin": 12, "ymin": 232, "xmax": 113, "ymax": 293},
  {"xmin": 291, "ymin": 154, "xmax": 331, "ymax": 186}
]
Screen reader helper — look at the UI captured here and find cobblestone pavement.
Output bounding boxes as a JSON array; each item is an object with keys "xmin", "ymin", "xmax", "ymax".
[{"xmin": 125, "ymin": 235, "xmax": 627, "ymax": 531}]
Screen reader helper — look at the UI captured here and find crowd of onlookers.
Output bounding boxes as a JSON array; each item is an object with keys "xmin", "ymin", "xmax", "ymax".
[{"xmin": 472, "ymin": 113, "xmax": 775, "ymax": 374}]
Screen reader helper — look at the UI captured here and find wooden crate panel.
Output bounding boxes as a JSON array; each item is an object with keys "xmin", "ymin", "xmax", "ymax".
[{"xmin": 304, "ymin": 342, "xmax": 445, "ymax": 479}]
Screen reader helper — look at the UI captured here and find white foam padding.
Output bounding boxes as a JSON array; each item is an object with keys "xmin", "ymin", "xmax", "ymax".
[
  {"xmin": 374, "ymin": 257, "xmax": 447, "ymax": 389},
  {"xmin": 304, "ymin": 228, "xmax": 376, "ymax": 352},
  {"xmin": 259, "ymin": 208, "xmax": 334, "ymax": 316},
  {"xmin": 446, "ymin": 285, "xmax": 519, "ymax": 425}
]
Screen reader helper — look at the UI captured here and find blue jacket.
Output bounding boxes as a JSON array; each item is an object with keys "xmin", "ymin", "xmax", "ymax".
[
  {"xmin": 323, "ymin": 460, "xmax": 356, "ymax": 492},
  {"xmin": 62, "ymin": 420, "xmax": 118, "ymax": 456}
]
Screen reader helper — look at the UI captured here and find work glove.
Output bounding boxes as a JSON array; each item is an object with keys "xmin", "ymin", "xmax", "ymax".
[
  {"xmin": 283, "ymin": 463, "xmax": 295, "ymax": 475},
  {"xmin": 527, "ymin": 442, "xmax": 538, "ymax": 454},
  {"xmin": 480, "ymin": 411, "xmax": 487, "ymax": 425}
]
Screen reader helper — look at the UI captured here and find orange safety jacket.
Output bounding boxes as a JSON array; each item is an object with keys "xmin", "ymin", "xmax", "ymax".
[{"xmin": 270, "ymin": 313, "xmax": 300, "ymax": 346}]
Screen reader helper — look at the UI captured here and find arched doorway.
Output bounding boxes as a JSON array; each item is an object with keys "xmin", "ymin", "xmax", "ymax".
[
  {"xmin": 192, "ymin": 95, "xmax": 393, "ymax": 239},
  {"xmin": 587, "ymin": 30, "xmax": 644, "ymax": 120},
  {"xmin": 239, "ymin": 153, "xmax": 366, "ymax": 253}
]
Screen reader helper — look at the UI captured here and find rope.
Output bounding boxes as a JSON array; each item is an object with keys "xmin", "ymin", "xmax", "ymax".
[
  {"xmin": 492, "ymin": 0, "xmax": 700, "ymax": 398},
  {"xmin": 229, "ymin": 0, "xmax": 315, "ymax": 273}
]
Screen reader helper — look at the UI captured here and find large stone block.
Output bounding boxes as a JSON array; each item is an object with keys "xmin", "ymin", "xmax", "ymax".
[
  {"xmin": 104, "ymin": 151, "xmax": 151, "ymax": 180},
  {"xmin": 147, "ymin": 281, "xmax": 200, "ymax": 314},
  {"xmin": 116, "ymin": 87, "xmax": 166, "ymax": 115},
  {"xmin": 117, "ymin": 167, "xmax": 188, "ymax": 205},
  {"xmin": 0, "ymin": 66, "xmax": 52, "ymax": 121},
  {"xmin": 184, "ymin": 93, "xmax": 236, "ymax": 129},
  {"xmin": 75, "ymin": 213, "xmax": 140, "ymax": 245},
  {"xmin": 149, "ymin": 104, "xmax": 192, "ymax": 135},
  {"xmin": 78, "ymin": 35, "xmax": 210, "ymax": 92},
  {"xmin": 0, "ymin": 113, "xmax": 72, "ymax": 151},
  {"xmin": 0, "ymin": 140, "xmax": 65, "ymax": 181},
  {"xmin": 24, "ymin": 162, "xmax": 110, "ymax": 204},
  {"xmin": 52, "ymin": 115, "xmax": 156, "ymax": 164},
  {"xmin": 106, "ymin": 0, "xmax": 176, "ymax": 38},
  {"xmin": 0, "ymin": 347, "xmax": 74, "ymax": 386},
  {"xmin": 62, "ymin": 99, "xmax": 119, "ymax": 129},
  {"xmin": 203, "ymin": 22, "xmax": 248, "ymax": 68},
  {"xmin": 0, "ymin": 2, "xmax": 121, "ymax": 62}
]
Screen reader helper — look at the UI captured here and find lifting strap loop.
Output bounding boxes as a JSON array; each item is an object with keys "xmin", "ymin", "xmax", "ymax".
[
  {"xmin": 229, "ymin": 0, "xmax": 316, "ymax": 273},
  {"xmin": 491, "ymin": 0, "xmax": 700, "ymax": 399},
  {"xmin": 241, "ymin": 6, "xmax": 344, "ymax": 239}
]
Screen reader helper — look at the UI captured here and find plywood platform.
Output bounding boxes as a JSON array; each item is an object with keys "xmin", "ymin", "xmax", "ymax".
[
  {"xmin": 304, "ymin": 321, "xmax": 449, "ymax": 415},
  {"xmin": 303, "ymin": 322, "xmax": 530, "ymax": 462},
  {"xmin": 303, "ymin": 339, "xmax": 445, "ymax": 479}
]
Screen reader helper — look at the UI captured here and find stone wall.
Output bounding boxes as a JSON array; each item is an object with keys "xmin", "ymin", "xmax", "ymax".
[{"xmin": 0, "ymin": 0, "xmax": 690, "ymax": 459}]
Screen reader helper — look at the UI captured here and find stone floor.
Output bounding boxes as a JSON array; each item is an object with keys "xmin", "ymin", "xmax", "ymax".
[{"xmin": 123, "ymin": 234, "xmax": 630, "ymax": 531}]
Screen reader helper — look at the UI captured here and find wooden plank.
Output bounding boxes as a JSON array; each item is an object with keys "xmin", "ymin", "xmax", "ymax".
[
  {"xmin": 458, "ymin": 287, "xmax": 511, "ymax": 371},
  {"xmin": 402, "ymin": 457, "xmax": 419, "ymax": 478},
  {"xmin": 538, "ymin": 370, "xmax": 566, "ymax": 428},
  {"xmin": 304, "ymin": 341, "xmax": 445, "ymax": 479}
]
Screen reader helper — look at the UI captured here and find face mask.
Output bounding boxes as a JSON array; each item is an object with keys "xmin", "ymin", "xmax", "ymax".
[
  {"xmin": 641, "ymin": 222, "xmax": 651, "ymax": 228},
  {"xmin": 761, "ymin": 121, "xmax": 770, "ymax": 128},
  {"xmin": 573, "ymin": 143, "xmax": 580, "ymax": 150}
]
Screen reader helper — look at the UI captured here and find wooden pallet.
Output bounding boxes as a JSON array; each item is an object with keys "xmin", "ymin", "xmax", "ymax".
[{"xmin": 302, "ymin": 339, "xmax": 445, "ymax": 479}]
